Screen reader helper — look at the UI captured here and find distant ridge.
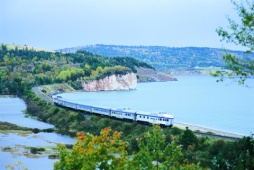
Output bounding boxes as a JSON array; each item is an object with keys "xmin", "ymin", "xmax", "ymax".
[{"xmin": 57, "ymin": 44, "xmax": 253, "ymax": 74}]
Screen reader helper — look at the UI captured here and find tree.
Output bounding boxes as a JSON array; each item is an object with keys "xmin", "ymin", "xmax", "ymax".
[
  {"xmin": 179, "ymin": 127, "xmax": 198, "ymax": 150},
  {"xmin": 54, "ymin": 125, "xmax": 201, "ymax": 170},
  {"xmin": 54, "ymin": 127, "xmax": 129, "ymax": 170},
  {"xmin": 213, "ymin": 0, "xmax": 254, "ymax": 85},
  {"xmin": 132, "ymin": 125, "xmax": 200, "ymax": 170},
  {"xmin": 132, "ymin": 125, "xmax": 165, "ymax": 169}
]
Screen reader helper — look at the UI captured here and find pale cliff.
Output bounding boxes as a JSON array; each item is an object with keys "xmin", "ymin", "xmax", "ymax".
[{"xmin": 82, "ymin": 72, "xmax": 137, "ymax": 91}]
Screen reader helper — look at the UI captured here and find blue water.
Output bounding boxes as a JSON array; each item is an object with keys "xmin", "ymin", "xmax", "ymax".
[
  {"xmin": 0, "ymin": 97, "xmax": 75, "ymax": 170},
  {"xmin": 59, "ymin": 76, "xmax": 254, "ymax": 136},
  {"xmin": 0, "ymin": 97, "xmax": 54, "ymax": 129}
]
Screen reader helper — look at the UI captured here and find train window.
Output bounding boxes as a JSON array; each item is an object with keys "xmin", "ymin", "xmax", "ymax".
[
  {"xmin": 147, "ymin": 117, "xmax": 149, "ymax": 119},
  {"xmin": 140, "ymin": 116, "xmax": 141, "ymax": 118}
]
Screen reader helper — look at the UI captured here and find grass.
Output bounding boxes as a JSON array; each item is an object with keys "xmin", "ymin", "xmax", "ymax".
[
  {"xmin": 0, "ymin": 130, "xmax": 32, "ymax": 135},
  {"xmin": 39, "ymin": 83, "xmax": 76, "ymax": 96}
]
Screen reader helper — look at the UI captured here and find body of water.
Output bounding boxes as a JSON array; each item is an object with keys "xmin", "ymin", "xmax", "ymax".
[
  {"xmin": 1, "ymin": 76, "xmax": 253, "ymax": 169},
  {"xmin": 59, "ymin": 76, "xmax": 254, "ymax": 136},
  {"xmin": 0, "ymin": 97, "xmax": 75, "ymax": 170}
]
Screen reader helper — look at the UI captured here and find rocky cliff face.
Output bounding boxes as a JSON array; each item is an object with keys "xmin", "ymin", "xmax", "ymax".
[{"xmin": 82, "ymin": 73, "xmax": 137, "ymax": 91}]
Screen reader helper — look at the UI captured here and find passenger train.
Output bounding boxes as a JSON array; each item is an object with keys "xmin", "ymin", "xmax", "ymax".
[{"xmin": 53, "ymin": 96, "xmax": 174, "ymax": 127}]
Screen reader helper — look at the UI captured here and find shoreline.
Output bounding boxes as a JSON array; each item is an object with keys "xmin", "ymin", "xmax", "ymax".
[
  {"xmin": 31, "ymin": 84, "xmax": 246, "ymax": 139},
  {"xmin": 174, "ymin": 122, "xmax": 244, "ymax": 139},
  {"xmin": 1, "ymin": 93, "xmax": 244, "ymax": 139}
]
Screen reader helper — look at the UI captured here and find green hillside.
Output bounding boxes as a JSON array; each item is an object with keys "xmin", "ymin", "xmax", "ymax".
[
  {"xmin": 58, "ymin": 44, "xmax": 254, "ymax": 74},
  {"xmin": 0, "ymin": 44, "xmax": 153, "ymax": 95}
]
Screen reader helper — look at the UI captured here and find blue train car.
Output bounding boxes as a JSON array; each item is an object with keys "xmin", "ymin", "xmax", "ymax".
[
  {"xmin": 91, "ymin": 106, "xmax": 111, "ymax": 116},
  {"xmin": 110, "ymin": 108, "xmax": 136, "ymax": 121},
  {"xmin": 76, "ymin": 103, "xmax": 91, "ymax": 112}
]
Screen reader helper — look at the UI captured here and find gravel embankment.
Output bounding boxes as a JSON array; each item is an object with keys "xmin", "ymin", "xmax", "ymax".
[{"xmin": 174, "ymin": 122, "xmax": 244, "ymax": 139}]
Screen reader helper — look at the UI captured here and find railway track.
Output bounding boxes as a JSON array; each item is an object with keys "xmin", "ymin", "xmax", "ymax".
[{"xmin": 194, "ymin": 131, "xmax": 241, "ymax": 141}]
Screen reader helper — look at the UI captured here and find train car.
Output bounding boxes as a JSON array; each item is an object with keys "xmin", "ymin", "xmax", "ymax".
[
  {"xmin": 91, "ymin": 105, "xmax": 111, "ymax": 116},
  {"xmin": 110, "ymin": 108, "xmax": 136, "ymax": 121},
  {"xmin": 158, "ymin": 112, "xmax": 174, "ymax": 126},
  {"xmin": 136, "ymin": 111, "xmax": 173, "ymax": 127},
  {"xmin": 53, "ymin": 96, "xmax": 64, "ymax": 105},
  {"xmin": 64, "ymin": 101, "xmax": 77, "ymax": 110},
  {"xmin": 76, "ymin": 103, "xmax": 92, "ymax": 112}
]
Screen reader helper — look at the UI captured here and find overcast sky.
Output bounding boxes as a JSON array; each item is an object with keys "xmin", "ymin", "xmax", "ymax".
[{"xmin": 1, "ymin": 0, "xmax": 242, "ymax": 50}]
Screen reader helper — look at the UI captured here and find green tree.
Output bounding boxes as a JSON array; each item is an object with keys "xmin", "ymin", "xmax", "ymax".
[
  {"xmin": 132, "ymin": 125, "xmax": 200, "ymax": 170},
  {"xmin": 54, "ymin": 125, "xmax": 201, "ymax": 170},
  {"xmin": 179, "ymin": 127, "xmax": 198, "ymax": 150},
  {"xmin": 132, "ymin": 125, "xmax": 164, "ymax": 169},
  {"xmin": 213, "ymin": 0, "xmax": 254, "ymax": 84}
]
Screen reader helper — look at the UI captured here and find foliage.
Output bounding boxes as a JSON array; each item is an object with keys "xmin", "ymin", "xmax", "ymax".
[
  {"xmin": 56, "ymin": 67, "xmax": 84, "ymax": 82},
  {"xmin": 0, "ymin": 44, "xmax": 153, "ymax": 95},
  {"xmin": 60, "ymin": 44, "xmax": 254, "ymax": 74},
  {"xmin": 54, "ymin": 125, "xmax": 201, "ymax": 170},
  {"xmin": 54, "ymin": 127, "xmax": 129, "ymax": 170},
  {"xmin": 87, "ymin": 65, "xmax": 132, "ymax": 81},
  {"xmin": 179, "ymin": 127, "xmax": 198, "ymax": 150},
  {"xmin": 131, "ymin": 125, "xmax": 189, "ymax": 170},
  {"xmin": 213, "ymin": 0, "xmax": 254, "ymax": 84}
]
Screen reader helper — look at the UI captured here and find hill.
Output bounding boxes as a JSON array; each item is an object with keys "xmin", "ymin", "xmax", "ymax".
[
  {"xmin": 0, "ymin": 44, "xmax": 157, "ymax": 95},
  {"xmin": 57, "ymin": 45, "xmax": 254, "ymax": 74},
  {"xmin": 5, "ymin": 43, "xmax": 53, "ymax": 52}
]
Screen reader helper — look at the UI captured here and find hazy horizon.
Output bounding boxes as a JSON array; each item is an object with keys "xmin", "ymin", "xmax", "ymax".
[{"xmin": 1, "ymin": 0, "xmax": 244, "ymax": 51}]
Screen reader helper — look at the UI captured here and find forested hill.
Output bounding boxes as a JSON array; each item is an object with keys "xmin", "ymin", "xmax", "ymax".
[
  {"xmin": 57, "ymin": 45, "xmax": 254, "ymax": 74},
  {"xmin": 0, "ymin": 44, "xmax": 153, "ymax": 95}
]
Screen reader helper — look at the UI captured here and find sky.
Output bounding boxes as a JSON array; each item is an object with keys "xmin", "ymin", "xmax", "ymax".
[{"xmin": 0, "ymin": 0, "xmax": 243, "ymax": 51}]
